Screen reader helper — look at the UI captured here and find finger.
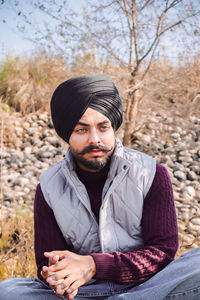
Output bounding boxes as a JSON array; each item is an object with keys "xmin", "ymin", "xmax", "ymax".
[
  {"xmin": 41, "ymin": 266, "xmax": 48, "ymax": 279},
  {"xmin": 49, "ymin": 255, "xmax": 59, "ymax": 266},
  {"xmin": 66, "ymin": 281, "xmax": 80, "ymax": 295},
  {"xmin": 45, "ymin": 251, "xmax": 68, "ymax": 259},
  {"xmin": 44, "ymin": 252, "xmax": 55, "ymax": 258},
  {"xmin": 67, "ymin": 291, "xmax": 78, "ymax": 300},
  {"xmin": 41, "ymin": 260, "xmax": 60, "ymax": 280},
  {"xmin": 49, "ymin": 278, "xmax": 64, "ymax": 291},
  {"xmin": 56, "ymin": 275, "xmax": 75, "ymax": 295},
  {"xmin": 48, "ymin": 258, "xmax": 69, "ymax": 272},
  {"xmin": 41, "ymin": 257, "xmax": 60, "ymax": 279},
  {"xmin": 65, "ymin": 288, "xmax": 78, "ymax": 300},
  {"xmin": 47, "ymin": 269, "xmax": 70, "ymax": 284}
]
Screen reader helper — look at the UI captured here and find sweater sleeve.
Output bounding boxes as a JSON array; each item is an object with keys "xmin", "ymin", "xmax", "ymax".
[
  {"xmin": 34, "ymin": 184, "xmax": 69, "ymax": 282},
  {"xmin": 90, "ymin": 163, "xmax": 179, "ymax": 284}
]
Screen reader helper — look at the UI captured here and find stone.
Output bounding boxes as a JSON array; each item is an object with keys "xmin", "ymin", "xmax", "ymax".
[
  {"xmin": 40, "ymin": 152, "xmax": 54, "ymax": 158},
  {"xmin": 179, "ymin": 232, "xmax": 194, "ymax": 246},
  {"xmin": 140, "ymin": 135, "xmax": 151, "ymax": 144},
  {"xmin": 174, "ymin": 170, "xmax": 186, "ymax": 181},
  {"xmin": 187, "ymin": 170, "xmax": 198, "ymax": 181},
  {"xmin": 179, "ymin": 150, "xmax": 190, "ymax": 156},
  {"xmin": 42, "ymin": 129, "xmax": 51, "ymax": 138},
  {"xmin": 1, "ymin": 107, "xmax": 200, "ymax": 254},
  {"xmin": 178, "ymin": 221, "xmax": 186, "ymax": 232},
  {"xmin": 191, "ymin": 218, "xmax": 200, "ymax": 226},
  {"xmin": 173, "ymin": 163, "xmax": 185, "ymax": 172},
  {"xmin": 27, "ymin": 127, "xmax": 38, "ymax": 135},
  {"xmin": 23, "ymin": 122, "xmax": 30, "ymax": 129},
  {"xmin": 45, "ymin": 136, "xmax": 61, "ymax": 147},
  {"xmin": 171, "ymin": 132, "xmax": 180, "ymax": 139},
  {"xmin": 180, "ymin": 211, "xmax": 190, "ymax": 221},
  {"xmin": 24, "ymin": 187, "xmax": 30, "ymax": 194},
  {"xmin": 178, "ymin": 156, "xmax": 193, "ymax": 163},
  {"xmin": 187, "ymin": 223, "xmax": 200, "ymax": 236},
  {"xmin": 185, "ymin": 186, "xmax": 196, "ymax": 197},
  {"xmin": 14, "ymin": 176, "xmax": 29, "ymax": 187},
  {"xmin": 24, "ymin": 147, "xmax": 32, "ymax": 154},
  {"xmin": 15, "ymin": 127, "xmax": 23, "ymax": 136}
]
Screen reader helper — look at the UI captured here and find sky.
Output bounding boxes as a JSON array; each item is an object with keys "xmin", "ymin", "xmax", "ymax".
[
  {"xmin": 0, "ymin": 0, "xmax": 83, "ymax": 61},
  {"xmin": 0, "ymin": 1, "xmax": 200, "ymax": 64},
  {"xmin": 0, "ymin": 2, "xmax": 32, "ymax": 60}
]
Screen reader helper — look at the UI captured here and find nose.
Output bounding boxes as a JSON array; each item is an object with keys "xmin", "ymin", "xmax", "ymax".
[{"xmin": 88, "ymin": 128, "xmax": 101, "ymax": 145}]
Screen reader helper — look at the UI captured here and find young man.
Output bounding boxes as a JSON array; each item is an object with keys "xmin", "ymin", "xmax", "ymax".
[{"xmin": 1, "ymin": 74, "xmax": 200, "ymax": 300}]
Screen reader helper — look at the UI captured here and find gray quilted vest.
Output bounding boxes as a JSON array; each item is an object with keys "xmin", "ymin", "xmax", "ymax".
[{"xmin": 40, "ymin": 138, "xmax": 156, "ymax": 255}]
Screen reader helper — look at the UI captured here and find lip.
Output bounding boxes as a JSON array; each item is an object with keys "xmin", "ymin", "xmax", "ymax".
[{"xmin": 88, "ymin": 150, "xmax": 103, "ymax": 157}]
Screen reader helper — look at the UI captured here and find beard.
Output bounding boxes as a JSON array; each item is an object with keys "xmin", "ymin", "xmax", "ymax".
[{"xmin": 70, "ymin": 144, "xmax": 114, "ymax": 171}]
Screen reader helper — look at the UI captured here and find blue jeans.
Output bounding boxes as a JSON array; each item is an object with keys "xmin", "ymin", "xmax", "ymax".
[{"xmin": 1, "ymin": 248, "xmax": 200, "ymax": 300}]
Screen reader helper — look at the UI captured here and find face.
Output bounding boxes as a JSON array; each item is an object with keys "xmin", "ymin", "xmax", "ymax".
[{"xmin": 69, "ymin": 107, "xmax": 115, "ymax": 172}]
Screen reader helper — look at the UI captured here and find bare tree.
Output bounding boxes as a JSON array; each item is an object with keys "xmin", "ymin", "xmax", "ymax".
[
  {"xmin": 84, "ymin": 0, "xmax": 200, "ymax": 144},
  {"xmin": 2, "ymin": 0, "xmax": 200, "ymax": 144}
]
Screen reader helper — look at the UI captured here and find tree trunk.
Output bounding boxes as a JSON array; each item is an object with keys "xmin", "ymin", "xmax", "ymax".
[{"xmin": 123, "ymin": 76, "xmax": 141, "ymax": 146}]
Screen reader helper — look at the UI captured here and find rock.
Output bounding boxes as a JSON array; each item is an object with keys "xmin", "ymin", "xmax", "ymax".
[
  {"xmin": 45, "ymin": 136, "xmax": 61, "ymax": 147},
  {"xmin": 27, "ymin": 127, "xmax": 38, "ymax": 135},
  {"xmin": 179, "ymin": 233, "xmax": 194, "ymax": 246},
  {"xmin": 174, "ymin": 170, "xmax": 186, "ymax": 181},
  {"xmin": 14, "ymin": 176, "xmax": 29, "ymax": 187},
  {"xmin": 23, "ymin": 122, "xmax": 30, "ymax": 129},
  {"xmin": 180, "ymin": 211, "xmax": 190, "ymax": 221},
  {"xmin": 187, "ymin": 223, "xmax": 200, "ymax": 236},
  {"xmin": 173, "ymin": 163, "xmax": 185, "ymax": 172},
  {"xmin": 191, "ymin": 218, "xmax": 200, "ymax": 226},
  {"xmin": 189, "ymin": 164, "xmax": 199, "ymax": 174},
  {"xmin": 24, "ymin": 147, "xmax": 32, "ymax": 154},
  {"xmin": 42, "ymin": 129, "xmax": 52, "ymax": 138},
  {"xmin": 179, "ymin": 150, "xmax": 190, "ymax": 156},
  {"xmin": 178, "ymin": 221, "xmax": 186, "ymax": 232},
  {"xmin": 15, "ymin": 127, "xmax": 23, "ymax": 136},
  {"xmin": 171, "ymin": 132, "xmax": 180, "ymax": 139},
  {"xmin": 1, "ymin": 107, "xmax": 200, "ymax": 252},
  {"xmin": 185, "ymin": 186, "xmax": 196, "ymax": 197},
  {"xmin": 24, "ymin": 187, "xmax": 30, "ymax": 194},
  {"xmin": 187, "ymin": 170, "xmax": 198, "ymax": 181},
  {"xmin": 178, "ymin": 156, "xmax": 193, "ymax": 163}
]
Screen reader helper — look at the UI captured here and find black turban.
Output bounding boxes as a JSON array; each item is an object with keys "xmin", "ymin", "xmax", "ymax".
[{"xmin": 50, "ymin": 74, "xmax": 123, "ymax": 143}]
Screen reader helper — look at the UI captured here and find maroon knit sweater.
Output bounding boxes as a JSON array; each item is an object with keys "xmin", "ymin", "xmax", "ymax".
[{"xmin": 34, "ymin": 163, "xmax": 178, "ymax": 285}]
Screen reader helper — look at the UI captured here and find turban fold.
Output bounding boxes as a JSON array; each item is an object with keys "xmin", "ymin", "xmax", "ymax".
[{"xmin": 50, "ymin": 74, "xmax": 123, "ymax": 143}]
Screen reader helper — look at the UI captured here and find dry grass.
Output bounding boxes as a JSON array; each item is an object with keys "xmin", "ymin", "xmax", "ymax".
[
  {"xmin": 1, "ymin": 53, "xmax": 199, "ymax": 121},
  {"xmin": 0, "ymin": 206, "xmax": 36, "ymax": 281},
  {"xmin": 0, "ymin": 54, "xmax": 70, "ymax": 115},
  {"xmin": 142, "ymin": 57, "xmax": 200, "ymax": 119}
]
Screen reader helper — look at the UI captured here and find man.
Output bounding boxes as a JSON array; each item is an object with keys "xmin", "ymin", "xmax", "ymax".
[{"xmin": 1, "ymin": 74, "xmax": 200, "ymax": 300}]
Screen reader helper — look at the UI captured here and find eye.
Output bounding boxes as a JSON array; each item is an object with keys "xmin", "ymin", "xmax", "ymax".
[
  {"xmin": 76, "ymin": 128, "xmax": 87, "ymax": 133},
  {"xmin": 100, "ymin": 126, "xmax": 109, "ymax": 131}
]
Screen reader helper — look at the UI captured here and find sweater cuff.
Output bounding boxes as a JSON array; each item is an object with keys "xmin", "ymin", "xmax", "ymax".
[{"xmin": 90, "ymin": 252, "xmax": 115, "ymax": 280}]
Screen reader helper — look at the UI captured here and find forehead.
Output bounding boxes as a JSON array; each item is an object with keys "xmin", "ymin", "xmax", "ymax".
[{"xmin": 78, "ymin": 107, "xmax": 110, "ymax": 124}]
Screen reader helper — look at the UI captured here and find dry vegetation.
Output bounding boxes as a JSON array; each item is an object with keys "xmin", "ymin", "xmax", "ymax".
[
  {"xmin": 143, "ymin": 58, "xmax": 200, "ymax": 118},
  {"xmin": 0, "ymin": 53, "xmax": 200, "ymax": 281},
  {"xmin": 0, "ymin": 206, "xmax": 36, "ymax": 280},
  {"xmin": 0, "ymin": 53, "xmax": 199, "ymax": 123}
]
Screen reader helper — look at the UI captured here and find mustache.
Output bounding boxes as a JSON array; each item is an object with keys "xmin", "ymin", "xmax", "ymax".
[{"xmin": 79, "ymin": 144, "xmax": 113, "ymax": 155}]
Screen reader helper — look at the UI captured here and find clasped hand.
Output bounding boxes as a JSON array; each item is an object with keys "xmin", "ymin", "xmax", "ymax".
[{"xmin": 41, "ymin": 250, "xmax": 96, "ymax": 300}]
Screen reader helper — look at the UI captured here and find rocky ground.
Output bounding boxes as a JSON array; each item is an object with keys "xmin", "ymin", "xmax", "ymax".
[{"xmin": 0, "ymin": 110, "xmax": 200, "ymax": 252}]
